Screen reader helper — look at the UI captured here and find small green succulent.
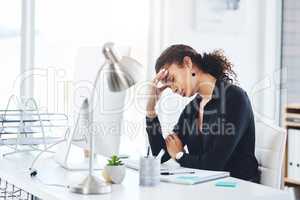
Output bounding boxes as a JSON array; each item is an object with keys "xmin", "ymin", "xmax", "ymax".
[{"xmin": 107, "ymin": 155, "xmax": 124, "ymax": 166}]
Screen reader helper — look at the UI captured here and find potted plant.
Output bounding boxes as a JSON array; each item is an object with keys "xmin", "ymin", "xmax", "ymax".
[{"xmin": 102, "ymin": 155, "xmax": 126, "ymax": 184}]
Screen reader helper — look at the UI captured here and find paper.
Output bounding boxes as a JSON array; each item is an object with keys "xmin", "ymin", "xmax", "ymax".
[
  {"xmin": 288, "ymin": 129, "xmax": 297, "ymax": 180},
  {"xmin": 160, "ymin": 168, "xmax": 229, "ymax": 185}
]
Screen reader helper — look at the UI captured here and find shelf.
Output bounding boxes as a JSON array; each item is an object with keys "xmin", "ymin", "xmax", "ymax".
[
  {"xmin": 285, "ymin": 177, "xmax": 300, "ymax": 185},
  {"xmin": 282, "ymin": 104, "xmax": 300, "ymax": 186},
  {"xmin": 0, "ymin": 119, "xmax": 51, "ymax": 123},
  {"xmin": 286, "ymin": 124, "xmax": 300, "ymax": 129},
  {"xmin": 0, "ymin": 137, "xmax": 62, "ymax": 145},
  {"xmin": 286, "ymin": 104, "xmax": 300, "ymax": 110}
]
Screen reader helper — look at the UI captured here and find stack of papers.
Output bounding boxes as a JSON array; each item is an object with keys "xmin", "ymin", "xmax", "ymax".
[
  {"xmin": 124, "ymin": 159, "xmax": 229, "ymax": 185},
  {"xmin": 160, "ymin": 168, "xmax": 229, "ymax": 185},
  {"xmin": 0, "ymin": 137, "xmax": 62, "ymax": 145},
  {"xmin": 124, "ymin": 158, "xmax": 181, "ymax": 171}
]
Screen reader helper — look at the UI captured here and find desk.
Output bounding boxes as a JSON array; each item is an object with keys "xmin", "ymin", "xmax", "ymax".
[{"xmin": 0, "ymin": 147, "xmax": 291, "ymax": 200}]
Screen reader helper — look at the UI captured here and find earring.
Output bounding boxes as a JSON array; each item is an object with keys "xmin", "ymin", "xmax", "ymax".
[{"xmin": 192, "ymin": 72, "xmax": 196, "ymax": 77}]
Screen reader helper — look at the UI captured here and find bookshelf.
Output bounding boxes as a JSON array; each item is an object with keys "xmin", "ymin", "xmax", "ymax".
[{"xmin": 284, "ymin": 104, "xmax": 300, "ymax": 186}]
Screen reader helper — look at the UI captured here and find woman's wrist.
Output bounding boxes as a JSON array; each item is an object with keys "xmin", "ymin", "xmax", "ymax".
[
  {"xmin": 175, "ymin": 151, "xmax": 184, "ymax": 160},
  {"xmin": 146, "ymin": 111, "xmax": 157, "ymax": 118},
  {"xmin": 146, "ymin": 101, "xmax": 157, "ymax": 118},
  {"xmin": 146, "ymin": 89, "xmax": 158, "ymax": 118}
]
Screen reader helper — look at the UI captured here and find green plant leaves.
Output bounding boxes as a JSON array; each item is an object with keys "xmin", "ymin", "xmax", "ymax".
[{"xmin": 107, "ymin": 155, "xmax": 124, "ymax": 166}]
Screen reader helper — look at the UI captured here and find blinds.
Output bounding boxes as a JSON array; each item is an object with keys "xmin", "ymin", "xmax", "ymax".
[{"xmin": 283, "ymin": 0, "xmax": 300, "ymax": 103}]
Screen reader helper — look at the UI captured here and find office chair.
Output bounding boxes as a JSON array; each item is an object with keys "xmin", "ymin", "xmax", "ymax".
[{"xmin": 255, "ymin": 119, "xmax": 287, "ymax": 189}]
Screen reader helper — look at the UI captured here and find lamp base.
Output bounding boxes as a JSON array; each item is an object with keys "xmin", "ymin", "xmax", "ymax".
[{"xmin": 69, "ymin": 175, "xmax": 112, "ymax": 194}]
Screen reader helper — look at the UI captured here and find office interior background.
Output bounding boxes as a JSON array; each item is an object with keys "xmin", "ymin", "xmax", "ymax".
[{"xmin": 1, "ymin": 0, "xmax": 300, "ymax": 199}]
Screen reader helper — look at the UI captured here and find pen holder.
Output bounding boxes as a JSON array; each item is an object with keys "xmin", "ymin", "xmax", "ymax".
[{"xmin": 139, "ymin": 156, "xmax": 160, "ymax": 187}]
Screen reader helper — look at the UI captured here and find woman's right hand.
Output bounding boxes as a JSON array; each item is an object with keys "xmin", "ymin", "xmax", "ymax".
[{"xmin": 146, "ymin": 68, "xmax": 171, "ymax": 118}]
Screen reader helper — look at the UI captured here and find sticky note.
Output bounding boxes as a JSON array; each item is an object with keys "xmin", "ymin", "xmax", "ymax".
[
  {"xmin": 215, "ymin": 181, "xmax": 237, "ymax": 188},
  {"xmin": 175, "ymin": 176, "xmax": 203, "ymax": 184}
]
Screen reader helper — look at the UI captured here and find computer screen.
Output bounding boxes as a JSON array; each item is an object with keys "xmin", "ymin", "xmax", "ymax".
[{"xmin": 72, "ymin": 45, "xmax": 130, "ymax": 157}]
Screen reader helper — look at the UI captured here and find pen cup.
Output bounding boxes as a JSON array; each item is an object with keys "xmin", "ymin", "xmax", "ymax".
[{"xmin": 139, "ymin": 156, "xmax": 160, "ymax": 187}]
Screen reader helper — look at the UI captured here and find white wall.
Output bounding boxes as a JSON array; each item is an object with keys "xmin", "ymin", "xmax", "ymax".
[{"xmin": 148, "ymin": 0, "xmax": 282, "ymax": 131}]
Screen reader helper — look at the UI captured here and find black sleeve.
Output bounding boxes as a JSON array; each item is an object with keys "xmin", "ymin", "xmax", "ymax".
[
  {"xmin": 146, "ymin": 116, "xmax": 170, "ymax": 162},
  {"xmin": 177, "ymin": 91, "xmax": 251, "ymax": 170},
  {"xmin": 146, "ymin": 112, "xmax": 186, "ymax": 163}
]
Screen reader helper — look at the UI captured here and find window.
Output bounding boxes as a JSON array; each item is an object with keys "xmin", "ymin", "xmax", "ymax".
[
  {"xmin": 34, "ymin": 0, "xmax": 150, "ymax": 156},
  {"xmin": 282, "ymin": 0, "xmax": 300, "ymax": 105},
  {"xmin": 0, "ymin": 1, "xmax": 21, "ymax": 107}
]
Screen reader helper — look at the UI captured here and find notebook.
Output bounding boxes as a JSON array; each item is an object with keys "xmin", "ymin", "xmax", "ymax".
[
  {"xmin": 160, "ymin": 168, "xmax": 229, "ymax": 185},
  {"xmin": 124, "ymin": 158, "xmax": 181, "ymax": 172},
  {"xmin": 124, "ymin": 159, "xmax": 229, "ymax": 185}
]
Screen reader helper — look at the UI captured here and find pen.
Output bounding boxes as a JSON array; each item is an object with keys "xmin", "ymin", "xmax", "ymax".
[
  {"xmin": 147, "ymin": 146, "xmax": 150, "ymax": 157},
  {"xmin": 156, "ymin": 149, "xmax": 165, "ymax": 160},
  {"xmin": 161, "ymin": 171, "xmax": 195, "ymax": 175}
]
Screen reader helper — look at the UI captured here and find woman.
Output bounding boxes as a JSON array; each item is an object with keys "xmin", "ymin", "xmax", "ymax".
[{"xmin": 146, "ymin": 44, "xmax": 260, "ymax": 182}]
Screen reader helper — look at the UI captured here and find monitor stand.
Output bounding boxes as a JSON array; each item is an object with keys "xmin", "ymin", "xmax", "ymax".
[
  {"xmin": 54, "ymin": 142, "xmax": 104, "ymax": 171},
  {"xmin": 53, "ymin": 127, "xmax": 105, "ymax": 171}
]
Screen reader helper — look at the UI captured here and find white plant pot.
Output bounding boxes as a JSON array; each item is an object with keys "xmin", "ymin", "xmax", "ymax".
[{"xmin": 104, "ymin": 165, "xmax": 126, "ymax": 184}]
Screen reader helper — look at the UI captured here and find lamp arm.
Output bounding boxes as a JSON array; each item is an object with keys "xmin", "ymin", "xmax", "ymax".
[{"xmin": 88, "ymin": 60, "xmax": 107, "ymax": 176}]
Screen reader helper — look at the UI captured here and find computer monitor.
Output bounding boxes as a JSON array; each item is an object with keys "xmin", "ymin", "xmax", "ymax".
[{"xmin": 54, "ymin": 45, "xmax": 130, "ymax": 170}]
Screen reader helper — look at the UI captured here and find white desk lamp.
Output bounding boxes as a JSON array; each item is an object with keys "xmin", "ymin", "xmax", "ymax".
[{"xmin": 70, "ymin": 42, "xmax": 143, "ymax": 194}]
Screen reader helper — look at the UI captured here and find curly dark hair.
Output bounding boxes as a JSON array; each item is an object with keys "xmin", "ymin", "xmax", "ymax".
[{"xmin": 155, "ymin": 44, "xmax": 237, "ymax": 84}]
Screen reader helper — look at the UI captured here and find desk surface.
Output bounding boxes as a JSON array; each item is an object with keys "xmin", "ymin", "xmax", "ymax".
[{"xmin": 0, "ymin": 147, "xmax": 291, "ymax": 200}]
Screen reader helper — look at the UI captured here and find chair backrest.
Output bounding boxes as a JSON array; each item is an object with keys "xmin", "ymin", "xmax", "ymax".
[{"xmin": 255, "ymin": 120, "xmax": 287, "ymax": 189}]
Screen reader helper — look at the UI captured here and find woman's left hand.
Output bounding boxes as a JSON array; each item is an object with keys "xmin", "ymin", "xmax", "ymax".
[{"xmin": 165, "ymin": 133, "xmax": 183, "ymax": 159}]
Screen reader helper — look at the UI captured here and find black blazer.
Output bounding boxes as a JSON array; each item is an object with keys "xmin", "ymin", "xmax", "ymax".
[{"xmin": 146, "ymin": 80, "xmax": 260, "ymax": 182}]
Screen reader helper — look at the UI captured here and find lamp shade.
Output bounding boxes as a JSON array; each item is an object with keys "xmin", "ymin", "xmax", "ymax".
[{"xmin": 102, "ymin": 42, "xmax": 143, "ymax": 92}]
